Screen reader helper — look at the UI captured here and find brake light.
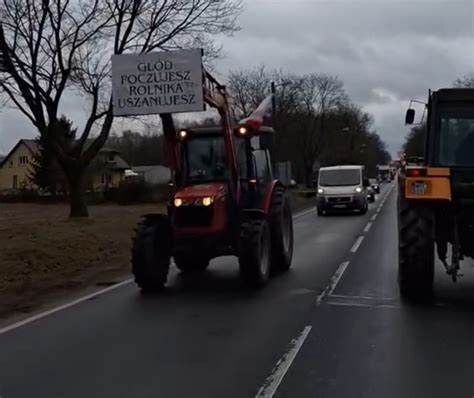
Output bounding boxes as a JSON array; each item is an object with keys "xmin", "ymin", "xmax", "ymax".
[{"xmin": 406, "ymin": 168, "xmax": 427, "ymax": 177}]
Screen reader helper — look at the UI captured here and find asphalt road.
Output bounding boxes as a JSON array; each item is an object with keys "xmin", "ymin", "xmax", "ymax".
[{"xmin": 1, "ymin": 183, "xmax": 473, "ymax": 398}]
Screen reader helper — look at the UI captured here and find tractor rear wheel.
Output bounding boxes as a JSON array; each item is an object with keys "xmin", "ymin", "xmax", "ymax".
[
  {"xmin": 398, "ymin": 195, "xmax": 435, "ymax": 299},
  {"xmin": 174, "ymin": 254, "xmax": 210, "ymax": 273},
  {"xmin": 239, "ymin": 219, "xmax": 271, "ymax": 287},
  {"xmin": 132, "ymin": 215, "xmax": 172, "ymax": 292},
  {"xmin": 269, "ymin": 187, "xmax": 294, "ymax": 272}
]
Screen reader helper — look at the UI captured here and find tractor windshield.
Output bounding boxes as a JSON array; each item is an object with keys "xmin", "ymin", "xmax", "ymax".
[
  {"xmin": 438, "ymin": 106, "xmax": 474, "ymax": 167},
  {"xmin": 185, "ymin": 136, "xmax": 229, "ymax": 181}
]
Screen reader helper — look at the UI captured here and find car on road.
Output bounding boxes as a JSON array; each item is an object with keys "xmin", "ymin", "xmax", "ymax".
[
  {"xmin": 316, "ymin": 165, "xmax": 370, "ymax": 216},
  {"xmin": 367, "ymin": 186, "xmax": 376, "ymax": 202},
  {"xmin": 370, "ymin": 179, "xmax": 380, "ymax": 194}
]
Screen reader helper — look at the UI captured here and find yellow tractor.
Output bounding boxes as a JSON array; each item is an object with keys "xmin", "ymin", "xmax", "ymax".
[{"xmin": 399, "ymin": 88, "xmax": 474, "ymax": 298}]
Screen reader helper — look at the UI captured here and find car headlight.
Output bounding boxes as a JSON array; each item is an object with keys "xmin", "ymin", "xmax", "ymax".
[
  {"xmin": 201, "ymin": 196, "xmax": 214, "ymax": 206},
  {"xmin": 174, "ymin": 198, "xmax": 183, "ymax": 207},
  {"xmin": 355, "ymin": 187, "xmax": 363, "ymax": 193},
  {"xmin": 317, "ymin": 188, "xmax": 324, "ymax": 194}
]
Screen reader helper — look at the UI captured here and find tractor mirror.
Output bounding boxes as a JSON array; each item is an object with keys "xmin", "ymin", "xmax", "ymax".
[{"xmin": 405, "ymin": 109, "xmax": 415, "ymax": 125}]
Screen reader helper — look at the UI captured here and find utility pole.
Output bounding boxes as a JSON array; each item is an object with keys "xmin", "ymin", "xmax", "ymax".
[
  {"xmin": 271, "ymin": 81, "xmax": 276, "ymax": 121},
  {"xmin": 0, "ymin": 23, "xmax": 6, "ymax": 72}
]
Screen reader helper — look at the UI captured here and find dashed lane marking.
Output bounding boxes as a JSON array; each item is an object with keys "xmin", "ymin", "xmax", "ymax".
[
  {"xmin": 370, "ymin": 214, "xmax": 377, "ymax": 221},
  {"xmin": 350, "ymin": 236, "xmax": 364, "ymax": 253},
  {"xmin": 363, "ymin": 222, "xmax": 372, "ymax": 233}
]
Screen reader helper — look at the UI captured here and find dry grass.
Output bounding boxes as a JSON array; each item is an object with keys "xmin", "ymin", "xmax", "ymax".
[
  {"xmin": 0, "ymin": 203, "xmax": 164, "ymax": 319},
  {"xmin": 0, "ymin": 195, "xmax": 313, "ymax": 320}
]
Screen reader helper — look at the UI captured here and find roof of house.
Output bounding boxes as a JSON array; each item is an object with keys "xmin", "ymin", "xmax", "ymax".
[
  {"xmin": 21, "ymin": 139, "xmax": 39, "ymax": 154},
  {"xmin": 0, "ymin": 138, "xmax": 125, "ymax": 168},
  {"xmin": 106, "ymin": 155, "xmax": 130, "ymax": 170},
  {"xmin": 0, "ymin": 139, "xmax": 39, "ymax": 167}
]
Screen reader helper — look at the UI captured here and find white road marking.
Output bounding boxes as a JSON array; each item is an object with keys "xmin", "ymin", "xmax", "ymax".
[
  {"xmin": 363, "ymin": 222, "xmax": 372, "ymax": 233},
  {"xmin": 370, "ymin": 214, "xmax": 377, "ymax": 221},
  {"xmin": 350, "ymin": 236, "xmax": 364, "ymax": 253},
  {"xmin": 255, "ymin": 326, "xmax": 312, "ymax": 398},
  {"xmin": 316, "ymin": 261, "xmax": 351, "ymax": 305},
  {"xmin": 325, "ymin": 301, "xmax": 400, "ymax": 309},
  {"xmin": 327, "ymin": 261, "xmax": 350, "ymax": 296},
  {"xmin": 293, "ymin": 207, "xmax": 316, "ymax": 220},
  {"xmin": 0, "ymin": 279, "xmax": 133, "ymax": 335},
  {"xmin": 328, "ymin": 294, "xmax": 397, "ymax": 301},
  {"xmin": 1, "ymin": 206, "xmax": 316, "ymax": 335}
]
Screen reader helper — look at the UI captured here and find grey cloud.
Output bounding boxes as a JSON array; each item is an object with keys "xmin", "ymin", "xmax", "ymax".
[
  {"xmin": 1, "ymin": 0, "xmax": 473, "ymax": 158},
  {"xmin": 217, "ymin": 0, "xmax": 473, "ymax": 155}
]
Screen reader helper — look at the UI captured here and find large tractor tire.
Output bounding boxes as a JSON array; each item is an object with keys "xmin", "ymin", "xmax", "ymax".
[
  {"xmin": 132, "ymin": 215, "xmax": 172, "ymax": 292},
  {"xmin": 174, "ymin": 254, "xmax": 210, "ymax": 273},
  {"xmin": 269, "ymin": 187, "xmax": 294, "ymax": 273},
  {"xmin": 398, "ymin": 195, "xmax": 435, "ymax": 299},
  {"xmin": 239, "ymin": 218, "xmax": 272, "ymax": 287}
]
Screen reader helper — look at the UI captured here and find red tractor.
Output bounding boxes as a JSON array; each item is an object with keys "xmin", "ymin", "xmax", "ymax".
[{"xmin": 131, "ymin": 70, "xmax": 294, "ymax": 290}]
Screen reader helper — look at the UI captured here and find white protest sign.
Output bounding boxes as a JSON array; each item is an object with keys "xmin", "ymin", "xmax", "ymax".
[{"xmin": 112, "ymin": 49, "xmax": 204, "ymax": 116}]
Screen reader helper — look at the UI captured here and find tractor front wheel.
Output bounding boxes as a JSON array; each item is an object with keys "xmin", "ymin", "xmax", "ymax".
[
  {"xmin": 132, "ymin": 215, "xmax": 172, "ymax": 292},
  {"xmin": 239, "ymin": 219, "xmax": 271, "ymax": 287},
  {"xmin": 269, "ymin": 187, "xmax": 294, "ymax": 273},
  {"xmin": 398, "ymin": 195, "xmax": 435, "ymax": 299}
]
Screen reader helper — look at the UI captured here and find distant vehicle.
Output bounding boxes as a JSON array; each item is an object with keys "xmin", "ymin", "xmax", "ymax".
[
  {"xmin": 316, "ymin": 165, "xmax": 370, "ymax": 216},
  {"xmin": 377, "ymin": 164, "xmax": 391, "ymax": 181},
  {"xmin": 367, "ymin": 186, "xmax": 376, "ymax": 202},
  {"xmin": 370, "ymin": 178, "xmax": 380, "ymax": 194}
]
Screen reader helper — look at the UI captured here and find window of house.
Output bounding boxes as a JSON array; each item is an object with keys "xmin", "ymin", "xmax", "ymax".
[
  {"xmin": 107, "ymin": 153, "xmax": 115, "ymax": 162},
  {"xmin": 9, "ymin": 160, "xmax": 13, "ymax": 167},
  {"xmin": 12, "ymin": 175, "xmax": 18, "ymax": 189},
  {"xmin": 18, "ymin": 156, "xmax": 29, "ymax": 166},
  {"xmin": 102, "ymin": 173, "xmax": 112, "ymax": 184}
]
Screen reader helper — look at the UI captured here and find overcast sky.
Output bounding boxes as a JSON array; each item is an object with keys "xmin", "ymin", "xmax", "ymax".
[{"xmin": 0, "ymin": 0, "xmax": 473, "ymax": 156}]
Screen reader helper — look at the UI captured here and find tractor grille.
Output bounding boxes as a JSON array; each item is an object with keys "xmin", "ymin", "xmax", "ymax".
[
  {"xmin": 327, "ymin": 196, "xmax": 352, "ymax": 203},
  {"xmin": 174, "ymin": 206, "xmax": 213, "ymax": 228}
]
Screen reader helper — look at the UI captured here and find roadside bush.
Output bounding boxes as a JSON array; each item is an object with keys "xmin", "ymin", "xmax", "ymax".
[
  {"xmin": 116, "ymin": 180, "xmax": 154, "ymax": 205},
  {"xmin": 0, "ymin": 188, "xmax": 40, "ymax": 203}
]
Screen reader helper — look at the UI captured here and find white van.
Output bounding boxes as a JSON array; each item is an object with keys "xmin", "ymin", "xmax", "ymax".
[{"xmin": 316, "ymin": 165, "xmax": 370, "ymax": 216}]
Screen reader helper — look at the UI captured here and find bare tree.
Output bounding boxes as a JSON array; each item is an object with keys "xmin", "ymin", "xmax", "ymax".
[
  {"xmin": 0, "ymin": 0, "xmax": 242, "ymax": 217},
  {"xmin": 228, "ymin": 65, "xmax": 271, "ymax": 118},
  {"xmin": 296, "ymin": 74, "xmax": 348, "ymax": 186},
  {"xmin": 454, "ymin": 73, "xmax": 474, "ymax": 88}
]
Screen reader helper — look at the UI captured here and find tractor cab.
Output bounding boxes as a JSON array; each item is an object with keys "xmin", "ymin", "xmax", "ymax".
[
  {"xmin": 174, "ymin": 125, "xmax": 275, "ymax": 211},
  {"xmin": 398, "ymin": 88, "xmax": 474, "ymax": 298}
]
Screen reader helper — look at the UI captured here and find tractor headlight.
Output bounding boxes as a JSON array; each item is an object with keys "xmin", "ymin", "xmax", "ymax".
[
  {"xmin": 201, "ymin": 196, "xmax": 214, "ymax": 206},
  {"xmin": 355, "ymin": 187, "xmax": 363, "ymax": 193},
  {"xmin": 174, "ymin": 198, "xmax": 183, "ymax": 207},
  {"xmin": 317, "ymin": 188, "xmax": 324, "ymax": 194}
]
